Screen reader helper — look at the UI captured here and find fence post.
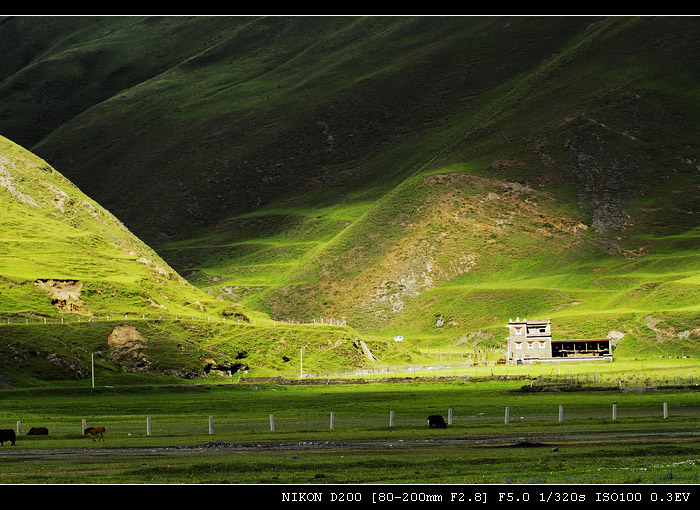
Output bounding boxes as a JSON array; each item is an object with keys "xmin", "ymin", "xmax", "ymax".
[
  {"xmin": 208, "ymin": 416, "xmax": 214, "ymax": 434},
  {"xmin": 448, "ymin": 408, "xmax": 453, "ymax": 425},
  {"xmin": 663, "ymin": 402, "xmax": 668, "ymax": 419},
  {"xmin": 612, "ymin": 402, "xmax": 617, "ymax": 421},
  {"xmin": 559, "ymin": 405, "xmax": 564, "ymax": 422},
  {"xmin": 270, "ymin": 414, "xmax": 275, "ymax": 432},
  {"xmin": 330, "ymin": 412, "xmax": 335, "ymax": 430},
  {"xmin": 504, "ymin": 407, "xmax": 510, "ymax": 424},
  {"xmin": 390, "ymin": 411, "xmax": 395, "ymax": 427},
  {"xmin": 82, "ymin": 418, "xmax": 86, "ymax": 433},
  {"xmin": 16, "ymin": 421, "xmax": 21, "ymax": 435},
  {"xmin": 147, "ymin": 417, "xmax": 152, "ymax": 436}
]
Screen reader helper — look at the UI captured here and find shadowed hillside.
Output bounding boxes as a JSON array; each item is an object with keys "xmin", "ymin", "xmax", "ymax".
[{"xmin": 4, "ymin": 15, "xmax": 700, "ymax": 362}]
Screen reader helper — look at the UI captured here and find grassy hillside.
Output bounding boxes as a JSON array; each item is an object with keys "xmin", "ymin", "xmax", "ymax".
[
  {"xmin": 3, "ymin": 16, "xmax": 700, "ymax": 378},
  {"xmin": 0, "ymin": 136, "xmax": 382, "ymax": 385},
  {"xmin": 0, "ymin": 136, "xmax": 231, "ymax": 320},
  {"xmin": 155, "ymin": 17, "xmax": 700, "ymax": 353}
]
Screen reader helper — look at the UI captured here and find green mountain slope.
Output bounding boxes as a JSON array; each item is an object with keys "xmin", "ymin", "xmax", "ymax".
[
  {"xmin": 155, "ymin": 16, "xmax": 700, "ymax": 353},
  {"xmin": 0, "ymin": 136, "xmax": 231, "ymax": 320},
  {"xmin": 3, "ymin": 16, "xmax": 700, "ymax": 366},
  {"xmin": 0, "ymin": 137, "xmax": 376, "ymax": 385}
]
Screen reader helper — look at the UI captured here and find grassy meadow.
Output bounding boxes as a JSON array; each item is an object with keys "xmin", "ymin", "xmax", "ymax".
[{"xmin": 2, "ymin": 372, "xmax": 700, "ymax": 484}]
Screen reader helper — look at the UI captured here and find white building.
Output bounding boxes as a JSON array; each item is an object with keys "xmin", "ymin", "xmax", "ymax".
[{"xmin": 506, "ymin": 318, "xmax": 612, "ymax": 364}]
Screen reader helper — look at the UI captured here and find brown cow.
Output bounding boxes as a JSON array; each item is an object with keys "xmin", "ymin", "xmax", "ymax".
[
  {"xmin": 84, "ymin": 426, "xmax": 105, "ymax": 442},
  {"xmin": 27, "ymin": 427, "xmax": 49, "ymax": 435}
]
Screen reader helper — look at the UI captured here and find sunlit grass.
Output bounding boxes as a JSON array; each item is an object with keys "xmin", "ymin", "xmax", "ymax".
[{"xmin": 2, "ymin": 379, "xmax": 700, "ymax": 483}]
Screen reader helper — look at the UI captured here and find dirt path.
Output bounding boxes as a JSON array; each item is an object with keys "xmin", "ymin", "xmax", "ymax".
[{"xmin": 1, "ymin": 429, "xmax": 698, "ymax": 458}]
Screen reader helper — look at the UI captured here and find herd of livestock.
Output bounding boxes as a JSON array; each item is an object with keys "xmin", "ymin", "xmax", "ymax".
[
  {"xmin": 0, "ymin": 414, "xmax": 450, "ymax": 446},
  {"xmin": 0, "ymin": 425, "xmax": 105, "ymax": 446}
]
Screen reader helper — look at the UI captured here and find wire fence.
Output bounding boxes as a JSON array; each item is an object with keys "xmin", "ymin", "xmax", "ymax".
[
  {"xmin": 8, "ymin": 400, "xmax": 698, "ymax": 440},
  {"xmin": 0, "ymin": 313, "xmax": 348, "ymax": 328}
]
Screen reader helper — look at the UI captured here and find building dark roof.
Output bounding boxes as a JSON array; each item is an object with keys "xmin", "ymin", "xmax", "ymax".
[{"xmin": 551, "ymin": 339, "xmax": 609, "ymax": 343}]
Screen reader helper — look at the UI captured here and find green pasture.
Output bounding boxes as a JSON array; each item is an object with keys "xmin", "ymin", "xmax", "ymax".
[
  {"xmin": 2, "ymin": 368, "xmax": 700, "ymax": 484},
  {"xmin": 338, "ymin": 357, "xmax": 700, "ymax": 387},
  {"xmin": 4, "ymin": 435, "xmax": 700, "ymax": 485}
]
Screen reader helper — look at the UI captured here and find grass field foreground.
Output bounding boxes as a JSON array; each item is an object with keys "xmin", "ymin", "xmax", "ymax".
[{"xmin": 2, "ymin": 370, "xmax": 700, "ymax": 484}]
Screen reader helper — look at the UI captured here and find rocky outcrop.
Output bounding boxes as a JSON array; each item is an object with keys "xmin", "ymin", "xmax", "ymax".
[
  {"xmin": 107, "ymin": 325, "xmax": 151, "ymax": 373},
  {"xmin": 202, "ymin": 356, "xmax": 249, "ymax": 376},
  {"xmin": 34, "ymin": 279, "xmax": 84, "ymax": 312}
]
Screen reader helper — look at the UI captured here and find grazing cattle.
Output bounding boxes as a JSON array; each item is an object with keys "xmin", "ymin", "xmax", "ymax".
[
  {"xmin": 84, "ymin": 426, "xmax": 105, "ymax": 442},
  {"xmin": 27, "ymin": 427, "xmax": 49, "ymax": 436},
  {"xmin": 427, "ymin": 414, "xmax": 447, "ymax": 429},
  {"xmin": 0, "ymin": 429, "xmax": 16, "ymax": 446}
]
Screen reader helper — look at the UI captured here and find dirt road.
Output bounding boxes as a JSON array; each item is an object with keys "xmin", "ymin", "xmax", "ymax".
[{"xmin": 1, "ymin": 429, "xmax": 698, "ymax": 458}]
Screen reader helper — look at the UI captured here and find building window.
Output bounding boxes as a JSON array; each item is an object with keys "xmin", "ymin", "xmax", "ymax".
[
  {"xmin": 527, "ymin": 342, "xmax": 534, "ymax": 349},
  {"xmin": 515, "ymin": 342, "xmax": 522, "ymax": 350},
  {"xmin": 539, "ymin": 341, "xmax": 546, "ymax": 349}
]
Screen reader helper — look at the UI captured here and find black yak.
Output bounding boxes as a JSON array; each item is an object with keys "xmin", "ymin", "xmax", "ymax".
[
  {"xmin": 0, "ymin": 429, "xmax": 16, "ymax": 446},
  {"xmin": 427, "ymin": 415, "xmax": 447, "ymax": 428}
]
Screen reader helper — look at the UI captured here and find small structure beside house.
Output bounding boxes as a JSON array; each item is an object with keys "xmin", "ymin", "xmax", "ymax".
[{"xmin": 506, "ymin": 318, "xmax": 612, "ymax": 364}]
